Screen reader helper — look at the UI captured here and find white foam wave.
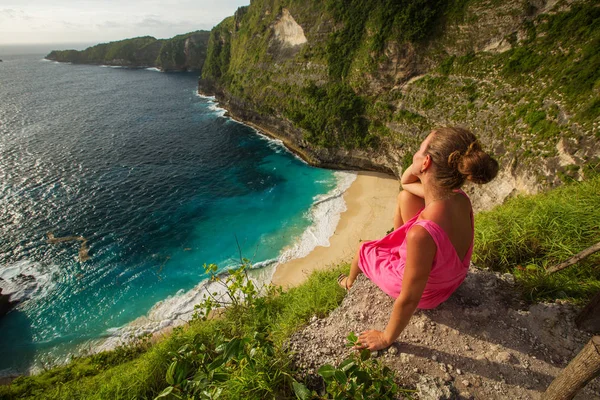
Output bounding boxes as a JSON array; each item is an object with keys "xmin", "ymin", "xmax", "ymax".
[
  {"xmin": 0, "ymin": 260, "xmax": 58, "ymax": 305},
  {"xmin": 96, "ymin": 267, "xmax": 267, "ymax": 351},
  {"xmin": 207, "ymin": 103, "xmax": 226, "ymax": 117},
  {"xmin": 278, "ymin": 171, "xmax": 356, "ymax": 263},
  {"xmin": 145, "ymin": 67, "xmax": 161, "ymax": 72},
  {"xmin": 94, "ymin": 171, "xmax": 356, "ymax": 351},
  {"xmin": 194, "ymin": 93, "xmax": 216, "ymax": 101},
  {"xmin": 251, "ymin": 128, "xmax": 307, "ymax": 163},
  {"xmin": 193, "ymin": 93, "xmax": 226, "ymax": 117}
]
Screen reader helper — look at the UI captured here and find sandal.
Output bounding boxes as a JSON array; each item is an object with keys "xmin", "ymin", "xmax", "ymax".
[{"xmin": 337, "ymin": 274, "xmax": 350, "ymax": 291}]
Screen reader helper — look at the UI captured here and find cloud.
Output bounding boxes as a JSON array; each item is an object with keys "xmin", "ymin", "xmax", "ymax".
[
  {"xmin": 96, "ymin": 20, "xmax": 125, "ymax": 30},
  {"xmin": 61, "ymin": 20, "xmax": 85, "ymax": 29},
  {"xmin": 0, "ymin": 8, "xmax": 32, "ymax": 20},
  {"xmin": 135, "ymin": 16, "xmax": 166, "ymax": 28}
]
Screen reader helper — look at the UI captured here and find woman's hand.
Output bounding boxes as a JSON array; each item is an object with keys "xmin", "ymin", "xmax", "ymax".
[{"xmin": 355, "ymin": 330, "xmax": 391, "ymax": 351}]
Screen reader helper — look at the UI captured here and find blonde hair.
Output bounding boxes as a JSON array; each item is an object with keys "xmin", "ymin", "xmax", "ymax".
[{"xmin": 426, "ymin": 127, "xmax": 499, "ymax": 189}]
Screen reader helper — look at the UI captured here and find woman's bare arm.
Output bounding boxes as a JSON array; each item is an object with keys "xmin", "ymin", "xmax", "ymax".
[
  {"xmin": 357, "ymin": 226, "xmax": 435, "ymax": 350},
  {"xmin": 400, "ymin": 166, "xmax": 424, "ymax": 198}
]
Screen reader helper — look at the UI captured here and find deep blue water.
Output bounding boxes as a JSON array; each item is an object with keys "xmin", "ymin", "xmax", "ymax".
[{"xmin": 0, "ymin": 53, "xmax": 337, "ymax": 373}]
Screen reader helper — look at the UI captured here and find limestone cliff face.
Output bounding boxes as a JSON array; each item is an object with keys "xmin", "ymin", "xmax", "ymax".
[
  {"xmin": 156, "ymin": 31, "xmax": 210, "ymax": 71},
  {"xmin": 199, "ymin": 0, "xmax": 600, "ymax": 210}
]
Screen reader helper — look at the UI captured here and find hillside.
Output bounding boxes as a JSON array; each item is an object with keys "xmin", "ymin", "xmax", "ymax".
[
  {"xmin": 46, "ymin": 31, "xmax": 210, "ymax": 71},
  {"xmin": 198, "ymin": 0, "xmax": 600, "ymax": 210}
]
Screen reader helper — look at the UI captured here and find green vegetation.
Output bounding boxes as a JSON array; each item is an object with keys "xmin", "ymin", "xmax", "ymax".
[
  {"xmin": 47, "ymin": 36, "xmax": 161, "ymax": 66},
  {"xmin": 500, "ymin": 3, "xmax": 600, "ymax": 124},
  {"xmin": 474, "ymin": 175, "xmax": 600, "ymax": 303},
  {"xmin": 292, "ymin": 332, "xmax": 409, "ymax": 399},
  {"xmin": 156, "ymin": 31, "xmax": 210, "ymax": 71},
  {"xmin": 285, "ymin": 82, "xmax": 375, "ymax": 149},
  {"xmin": 202, "ymin": 18, "xmax": 234, "ymax": 81},
  {"xmin": 325, "ymin": 0, "xmax": 445, "ymax": 79},
  {"xmin": 46, "ymin": 31, "xmax": 210, "ymax": 71},
  {"xmin": 0, "ymin": 264, "xmax": 351, "ymax": 399}
]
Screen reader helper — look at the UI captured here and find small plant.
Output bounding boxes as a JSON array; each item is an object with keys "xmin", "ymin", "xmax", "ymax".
[
  {"xmin": 192, "ymin": 260, "xmax": 259, "ymax": 322},
  {"xmin": 155, "ymin": 331, "xmax": 283, "ymax": 399},
  {"xmin": 292, "ymin": 332, "xmax": 409, "ymax": 399}
]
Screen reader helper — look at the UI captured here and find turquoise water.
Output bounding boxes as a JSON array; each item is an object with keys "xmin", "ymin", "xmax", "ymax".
[{"xmin": 0, "ymin": 52, "xmax": 344, "ymax": 374}]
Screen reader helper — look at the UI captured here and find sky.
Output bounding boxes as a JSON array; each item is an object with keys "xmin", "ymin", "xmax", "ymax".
[{"xmin": 0, "ymin": 0, "xmax": 250, "ymax": 46}]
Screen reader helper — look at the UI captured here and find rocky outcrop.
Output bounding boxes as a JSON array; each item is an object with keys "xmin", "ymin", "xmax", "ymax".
[
  {"xmin": 0, "ymin": 286, "xmax": 17, "ymax": 318},
  {"xmin": 286, "ymin": 270, "xmax": 600, "ymax": 399}
]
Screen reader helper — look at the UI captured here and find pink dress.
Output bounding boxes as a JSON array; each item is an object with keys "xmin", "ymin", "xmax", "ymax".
[{"xmin": 358, "ymin": 190, "xmax": 473, "ymax": 309}]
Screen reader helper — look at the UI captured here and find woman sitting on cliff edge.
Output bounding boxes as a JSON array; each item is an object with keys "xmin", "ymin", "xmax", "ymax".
[{"xmin": 338, "ymin": 127, "xmax": 499, "ymax": 351}]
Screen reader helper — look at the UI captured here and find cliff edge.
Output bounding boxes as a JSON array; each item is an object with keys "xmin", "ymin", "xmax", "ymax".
[{"xmin": 287, "ymin": 270, "xmax": 600, "ymax": 399}]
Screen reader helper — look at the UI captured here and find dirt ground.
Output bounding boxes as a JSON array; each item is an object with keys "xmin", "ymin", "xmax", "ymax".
[{"xmin": 287, "ymin": 268, "xmax": 600, "ymax": 399}]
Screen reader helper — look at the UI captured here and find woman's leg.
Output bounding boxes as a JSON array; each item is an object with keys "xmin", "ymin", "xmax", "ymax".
[
  {"xmin": 339, "ymin": 243, "xmax": 363, "ymax": 290},
  {"xmin": 347, "ymin": 244, "xmax": 363, "ymax": 288},
  {"xmin": 393, "ymin": 190, "xmax": 425, "ymax": 229}
]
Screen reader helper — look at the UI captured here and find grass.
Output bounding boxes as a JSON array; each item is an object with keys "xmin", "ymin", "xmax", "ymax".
[
  {"xmin": 0, "ymin": 265, "xmax": 349, "ymax": 400},
  {"xmin": 474, "ymin": 175, "xmax": 600, "ymax": 303},
  {"xmin": 4, "ymin": 173, "xmax": 600, "ymax": 397}
]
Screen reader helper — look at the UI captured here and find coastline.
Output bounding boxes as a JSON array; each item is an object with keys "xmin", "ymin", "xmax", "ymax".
[
  {"xmin": 271, "ymin": 171, "xmax": 399, "ymax": 288},
  {"xmin": 92, "ymin": 100, "xmax": 400, "ymax": 354}
]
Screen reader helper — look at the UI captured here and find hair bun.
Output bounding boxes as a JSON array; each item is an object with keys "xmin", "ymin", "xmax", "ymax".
[{"xmin": 458, "ymin": 149, "xmax": 499, "ymax": 184}]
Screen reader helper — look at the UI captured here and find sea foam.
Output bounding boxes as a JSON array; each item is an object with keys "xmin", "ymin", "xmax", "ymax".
[{"xmin": 0, "ymin": 260, "xmax": 58, "ymax": 305}]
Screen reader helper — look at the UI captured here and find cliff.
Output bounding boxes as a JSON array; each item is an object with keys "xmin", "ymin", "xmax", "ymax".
[
  {"xmin": 199, "ymin": 0, "xmax": 600, "ymax": 210},
  {"xmin": 46, "ymin": 31, "xmax": 210, "ymax": 72}
]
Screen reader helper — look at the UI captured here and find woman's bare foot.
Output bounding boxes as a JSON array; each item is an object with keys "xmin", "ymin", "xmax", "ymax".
[{"xmin": 337, "ymin": 274, "xmax": 352, "ymax": 291}]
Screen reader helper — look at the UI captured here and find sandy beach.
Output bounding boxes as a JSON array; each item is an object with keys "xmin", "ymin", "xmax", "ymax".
[{"xmin": 271, "ymin": 171, "xmax": 400, "ymax": 288}]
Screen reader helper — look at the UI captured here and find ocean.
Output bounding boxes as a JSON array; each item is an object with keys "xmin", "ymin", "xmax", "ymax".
[{"xmin": 0, "ymin": 49, "xmax": 354, "ymax": 375}]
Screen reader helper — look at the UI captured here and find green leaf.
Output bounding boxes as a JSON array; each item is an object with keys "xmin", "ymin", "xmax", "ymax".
[
  {"xmin": 354, "ymin": 370, "xmax": 371, "ymax": 386},
  {"xmin": 154, "ymin": 386, "xmax": 174, "ymax": 399},
  {"xmin": 347, "ymin": 332, "xmax": 358, "ymax": 344},
  {"xmin": 211, "ymin": 372, "xmax": 229, "ymax": 382},
  {"xmin": 334, "ymin": 370, "xmax": 347, "ymax": 384},
  {"xmin": 292, "ymin": 381, "xmax": 312, "ymax": 400},
  {"xmin": 360, "ymin": 349, "xmax": 371, "ymax": 361},
  {"xmin": 212, "ymin": 387, "xmax": 223, "ymax": 399},
  {"xmin": 224, "ymin": 338, "xmax": 242, "ymax": 360},
  {"xmin": 207, "ymin": 357, "xmax": 225, "ymax": 371},
  {"xmin": 317, "ymin": 364, "xmax": 336, "ymax": 379},
  {"xmin": 166, "ymin": 361, "xmax": 177, "ymax": 385},
  {"xmin": 215, "ymin": 343, "xmax": 227, "ymax": 354},
  {"xmin": 339, "ymin": 358, "xmax": 356, "ymax": 372}
]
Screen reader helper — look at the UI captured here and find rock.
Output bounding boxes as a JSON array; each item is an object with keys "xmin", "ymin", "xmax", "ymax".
[
  {"xmin": 0, "ymin": 288, "xmax": 17, "ymax": 318},
  {"xmin": 496, "ymin": 351, "xmax": 514, "ymax": 364},
  {"xmin": 501, "ymin": 273, "xmax": 515, "ymax": 284},
  {"xmin": 417, "ymin": 375, "xmax": 455, "ymax": 400},
  {"xmin": 388, "ymin": 346, "xmax": 398, "ymax": 355},
  {"xmin": 462, "ymin": 380, "xmax": 471, "ymax": 387}
]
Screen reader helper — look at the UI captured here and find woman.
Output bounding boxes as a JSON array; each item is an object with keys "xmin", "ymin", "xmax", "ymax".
[{"xmin": 338, "ymin": 127, "xmax": 499, "ymax": 351}]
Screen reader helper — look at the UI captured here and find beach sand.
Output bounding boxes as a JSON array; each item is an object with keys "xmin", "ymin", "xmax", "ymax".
[{"xmin": 271, "ymin": 171, "xmax": 400, "ymax": 288}]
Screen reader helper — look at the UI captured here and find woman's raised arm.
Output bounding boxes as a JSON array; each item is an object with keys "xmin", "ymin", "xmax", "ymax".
[{"xmin": 400, "ymin": 166, "xmax": 424, "ymax": 198}]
